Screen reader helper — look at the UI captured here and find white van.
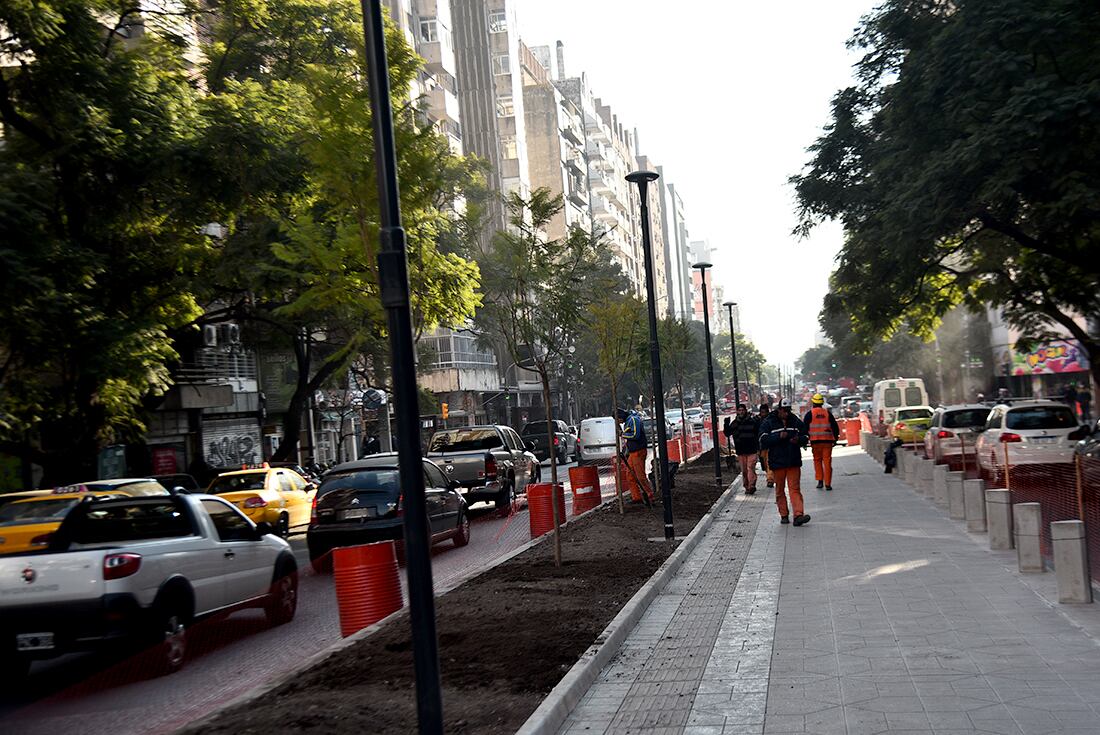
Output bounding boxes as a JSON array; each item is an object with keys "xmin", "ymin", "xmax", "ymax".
[
  {"xmin": 578, "ymin": 416, "xmax": 618, "ymax": 464},
  {"xmin": 872, "ymin": 378, "xmax": 928, "ymax": 434}
]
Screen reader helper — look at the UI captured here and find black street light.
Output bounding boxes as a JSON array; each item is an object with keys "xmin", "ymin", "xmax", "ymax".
[
  {"xmin": 361, "ymin": 1, "xmax": 443, "ymax": 732},
  {"xmin": 625, "ymin": 169, "xmax": 674, "ymax": 540},
  {"xmin": 693, "ymin": 262, "xmax": 723, "ymax": 489},
  {"xmin": 723, "ymin": 301, "xmax": 740, "ymax": 409}
]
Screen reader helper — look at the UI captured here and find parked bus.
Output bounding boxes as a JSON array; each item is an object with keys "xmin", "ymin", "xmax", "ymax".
[{"xmin": 872, "ymin": 378, "xmax": 928, "ymax": 434}]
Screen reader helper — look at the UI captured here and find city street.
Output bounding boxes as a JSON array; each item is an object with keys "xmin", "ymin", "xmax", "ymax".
[{"xmin": 2, "ymin": 460, "xmax": 612, "ymax": 735}]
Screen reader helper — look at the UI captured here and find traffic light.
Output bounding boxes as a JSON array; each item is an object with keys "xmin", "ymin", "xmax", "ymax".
[{"xmin": 441, "ymin": 402, "xmax": 449, "ymax": 420}]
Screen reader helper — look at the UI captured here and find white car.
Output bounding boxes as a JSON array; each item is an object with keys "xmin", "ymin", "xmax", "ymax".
[
  {"xmin": 684, "ymin": 407, "xmax": 705, "ymax": 430},
  {"xmin": 923, "ymin": 404, "xmax": 991, "ymax": 467},
  {"xmin": 0, "ymin": 493, "xmax": 297, "ymax": 680},
  {"xmin": 578, "ymin": 417, "xmax": 618, "ymax": 464},
  {"xmin": 973, "ymin": 401, "xmax": 1089, "ymax": 484}
]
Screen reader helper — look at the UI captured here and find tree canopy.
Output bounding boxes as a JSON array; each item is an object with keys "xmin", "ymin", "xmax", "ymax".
[{"xmin": 792, "ymin": 0, "xmax": 1100, "ymax": 386}]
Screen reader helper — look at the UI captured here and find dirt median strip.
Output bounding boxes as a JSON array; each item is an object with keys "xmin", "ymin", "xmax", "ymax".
[{"xmin": 181, "ymin": 459, "xmax": 736, "ymax": 735}]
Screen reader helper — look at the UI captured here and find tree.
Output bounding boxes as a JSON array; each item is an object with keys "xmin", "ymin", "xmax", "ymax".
[
  {"xmin": 792, "ymin": 0, "xmax": 1100, "ymax": 387},
  {"xmin": 656, "ymin": 318, "xmax": 699, "ymax": 431},
  {"xmin": 0, "ymin": 1, "xmax": 228, "ymax": 483},
  {"xmin": 476, "ymin": 189, "xmax": 620, "ymax": 566},
  {"xmin": 587, "ymin": 296, "xmax": 645, "ymax": 513}
]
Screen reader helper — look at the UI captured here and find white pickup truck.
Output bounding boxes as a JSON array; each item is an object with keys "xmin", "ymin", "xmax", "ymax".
[{"xmin": 0, "ymin": 493, "xmax": 298, "ymax": 680}]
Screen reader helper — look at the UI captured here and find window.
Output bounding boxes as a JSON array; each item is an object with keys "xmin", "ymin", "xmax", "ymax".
[
  {"xmin": 85, "ymin": 480, "xmax": 168, "ymax": 496},
  {"xmin": 278, "ymin": 473, "xmax": 293, "ymax": 493},
  {"xmin": 317, "ymin": 469, "xmax": 400, "ymax": 500},
  {"xmin": 208, "ymin": 472, "xmax": 267, "ymax": 494},
  {"xmin": 500, "ymin": 134, "xmax": 517, "ymax": 159},
  {"xmin": 496, "ymin": 95, "xmax": 514, "ymax": 117},
  {"xmin": 201, "ymin": 499, "xmax": 257, "ymax": 542},
  {"xmin": 423, "ymin": 462, "xmax": 448, "ymax": 489},
  {"xmin": 419, "ymin": 18, "xmax": 438, "ymax": 43},
  {"xmin": 71, "ymin": 500, "xmax": 194, "ymax": 544},
  {"xmin": 944, "ymin": 408, "xmax": 990, "ymax": 429},
  {"xmin": 428, "ymin": 428, "xmax": 503, "ymax": 452},
  {"xmin": 492, "ymin": 53, "xmax": 510, "ymax": 76},
  {"xmin": 985, "ymin": 409, "xmax": 1002, "ymax": 431},
  {"xmin": 883, "ymin": 388, "xmax": 902, "ymax": 408},
  {"xmin": 1005, "ymin": 406, "xmax": 1076, "ymax": 430},
  {"xmin": 904, "ymin": 386, "xmax": 924, "ymax": 406},
  {"xmin": 507, "ymin": 429, "xmax": 524, "ymax": 450},
  {"xmin": 488, "ymin": 9, "xmax": 507, "ymax": 33}
]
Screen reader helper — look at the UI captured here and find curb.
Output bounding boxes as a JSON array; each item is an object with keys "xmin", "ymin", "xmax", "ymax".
[
  {"xmin": 515, "ymin": 474, "xmax": 743, "ymax": 735},
  {"xmin": 173, "ymin": 482, "xmax": 619, "ymax": 735}
]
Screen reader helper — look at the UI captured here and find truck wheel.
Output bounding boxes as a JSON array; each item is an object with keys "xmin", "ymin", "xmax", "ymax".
[
  {"xmin": 495, "ymin": 481, "xmax": 515, "ymax": 516},
  {"xmin": 151, "ymin": 601, "xmax": 189, "ymax": 675},
  {"xmin": 557, "ymin": 447, "xmax": 567, "ymax": 464},
  {"xmin": 453, "ymin": 510, "xmax": 471, "ymax": 548},
  {"xmin": 265, "ymin": 560, "xmax": 299, "ymax": 626}
]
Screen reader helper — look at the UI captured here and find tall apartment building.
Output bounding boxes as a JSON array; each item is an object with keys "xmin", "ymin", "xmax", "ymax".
[
  {"xmin": 659, "ymin": 176, "xmax": 692, "ymax": 320},
  {"xmin": 635, "ymin": 152, "xmax": 669, "ymax": 314}
]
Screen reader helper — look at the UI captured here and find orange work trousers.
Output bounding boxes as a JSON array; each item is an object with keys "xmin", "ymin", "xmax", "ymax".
[
  {"xmin": 772, "ymin": 466, "xmax": 804, "ymax": 518},
  {"xmin": 738, "ymin": 452, "xmax": 758, "ymax": 490},
  {"xmin": 625, "ymin": 449, "xmax": 653, "ymax": 502},
  {"xmin": 811, "ymin": 443, "xmax": 834, "ymax": 485},
  {"xmin": 760, "ymin": 449, "xmax": 774, "ymax": 483}
]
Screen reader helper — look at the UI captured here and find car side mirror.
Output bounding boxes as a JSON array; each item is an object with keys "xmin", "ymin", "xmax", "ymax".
[
  {"xmin": 254, "ymin": 521, "xmax": 274, "ymax": 538},
  {"xmin": 525, "ymin": 440, "xmax": 536, "ymax": 451}
]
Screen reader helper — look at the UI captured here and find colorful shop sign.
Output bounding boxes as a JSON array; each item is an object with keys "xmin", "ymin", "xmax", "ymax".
[{"xmin": 1010, "ymin": 340, "xmax": 1089, "ymax": 375}]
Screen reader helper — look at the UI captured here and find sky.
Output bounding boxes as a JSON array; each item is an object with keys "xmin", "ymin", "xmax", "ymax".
[{"xmin": 513, "ymin": 0, "xmax": 878, "ymax": 368}]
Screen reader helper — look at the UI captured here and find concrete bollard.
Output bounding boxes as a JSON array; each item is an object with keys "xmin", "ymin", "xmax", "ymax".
[
  {"xmin": 964, "ymin": 479, "xmax": 987, "ymax": 532},
  {"xmin": 1014, "ymin": 503, "xmax": 1043, "ymax": 573},
  {"xmin": 918, "ymin": 457, "xmax": 934, "ymax": 496},
  {"xmin": 985, "ymin": 489, "xmax": 1014, "ymax": 551},
  {"xmin": 860, "ymin": 431, "xmax": 869, "ymax": 451},
  {"xmin": 896, "ymin": 449, "xmax": 907, "ymax": 480},
  {"xmin": 933, "ymin": 464, "xmax": 949, "ymax": 507},
  {"xmin": 1052, "ymin": 521, "xmax": 1093, "ymax": 604},
  {"xmin": 947, "ymin": 471, "xmax": 965, "ymax": 520}
]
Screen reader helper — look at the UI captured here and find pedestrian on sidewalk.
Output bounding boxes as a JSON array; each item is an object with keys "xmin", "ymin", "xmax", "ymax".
[
  {"xmin": 759, "ymin": 398, "xmax": 810, "ymax": 526},
  {"xmin": 730, "ymin": 405, "xmax": 761, "ymax": 494},
  {"xmin": 757, "ymin": 403, "xmax": 775, "ymax": 488},
  {"xmin": 617, "ymin": 407, "xmax": 653, "ymax": 507},
  {"xmin": 804, "ymin": 393, "xmax": 840, "ymax": 491},
  {"xmin": 1078, "ymin": 384, "xmax": 1092, "ymax": 422}
]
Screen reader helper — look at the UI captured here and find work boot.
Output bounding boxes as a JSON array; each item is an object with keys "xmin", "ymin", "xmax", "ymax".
[
  {"xmin": 793, "ymin": 514, "xmax": 811, "ymax": 526},
  {"xmin": 816, "ymin": 480, "xmax": 824, "ymax": 489},
  {"xmin": 825, "ymin": 485, "xmax": 833, "ymax": 492},
  {"xmin": 780, "ymin": 515, "xmax": 790, "ymax": 524},
  {"xmin": 767, "ymin": 481, "xmax": 774, "ymax": 488}
]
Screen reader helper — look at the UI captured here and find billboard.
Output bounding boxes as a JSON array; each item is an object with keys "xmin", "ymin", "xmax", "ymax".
[{"xmin": 1009, "ymin": 340, "xmax": 1089, "ymax": 376}]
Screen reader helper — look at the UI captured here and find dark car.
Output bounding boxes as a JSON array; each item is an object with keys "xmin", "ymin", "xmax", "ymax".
[
  {"xmin": 151, "ymin": 473, "xmax": 201, "ymax": 493},
  {"xmin": 306, "ymin": 453, "xmax": 469, "ymax": 572}
]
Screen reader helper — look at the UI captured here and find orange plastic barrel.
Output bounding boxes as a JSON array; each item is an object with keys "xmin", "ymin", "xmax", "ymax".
[
  {"xmin": 667, "ymin": 439, "xmax": 683, "ymax": 463},
  {"xmin": 844, "ymin": 419, "xmax": 861, "ymax": 446},
  {"xmin": 332, "ymin": 542, "xmax": 404, "ymax": 637},
  {"xmin": 527, "ymin": 482, "xmax": 567, "ymax": 538},
  {"xmin": 569, "ymin": 465, "xmax": 601, "ymax": 515}
]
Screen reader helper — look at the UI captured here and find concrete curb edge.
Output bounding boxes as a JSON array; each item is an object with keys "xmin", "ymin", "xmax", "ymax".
[{"xmin": 514, "ymin": 474, "xmax": 743, "ymax": 735}]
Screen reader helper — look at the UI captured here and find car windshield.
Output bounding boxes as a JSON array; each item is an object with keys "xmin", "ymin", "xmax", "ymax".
[
  {"xmin": 943, "ymin": 408, "xmax": 990, "ymax": 429},
  {"xmin": 1005, "ymin": 406, "xmax": 1076, "ymax": 430},
  {"xmin": 207, "ymin": 474, "xmax": 267, "ymax": 494},
  {"xmin": 896, "ymin": 409, "xmax": 932, "ymax": 421},
  {"xmin": 317, "ymin": 469, "xmax": 401, "ymax": 500},
  {"xmin": 428, "ymin": 428, "xmax": 502, "ymax": 451},
  {"xmin": 84, "ymin": 480, "xmax": 168, "ymax": 496},
  {"xmin": 0, "ymin": 498, "xmax": 78, "ymax": 525}
]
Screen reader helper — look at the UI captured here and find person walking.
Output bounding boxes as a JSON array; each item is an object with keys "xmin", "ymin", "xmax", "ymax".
[
  {"xmin": 617, "ymin": 407, "xmax": 653, "ymax": 507},
  {"xmin": 1063, "ymin": 383, "xmax": 1079, "ymax": 417},
  {"xmin": 804, "ymin": 393, "xmax": 840, "ymax": 491},
  {"xmin": 729, "ymin": 404, "xmax": 761, "ymax": 494},
  {"xmin": 757, "ymin": 403, "xmax": 775, "ymax": 488},
  {"xmin": 759, "ymin": 399, "xmax": 810, "ymax": 526}
]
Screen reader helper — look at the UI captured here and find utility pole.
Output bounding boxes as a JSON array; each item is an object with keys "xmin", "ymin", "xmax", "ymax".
[
  {"xmin": 724, "ymin": 301, "xmax": 740, "ymax": 408},
  {"xmin": 694, "ymin": 262, "xmax": 722, "ymax": 488}
]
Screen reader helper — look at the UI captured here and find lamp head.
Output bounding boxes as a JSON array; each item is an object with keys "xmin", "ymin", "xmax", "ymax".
[
  {"xmin": 692, "ymin": 262, "xmax": 712, "ymax": 271},
  {"xmin": 625, "ymin": 170, "xmax": 659, "ymax": 184},
  {"xmin": 723, "ymin": 300, "xmax": 736, "ymax": 307}
]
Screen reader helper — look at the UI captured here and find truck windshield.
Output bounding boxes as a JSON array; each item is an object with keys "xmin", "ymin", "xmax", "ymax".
[
  {"xmin": 429, "ymin": 429, "xmax": 502, "ymax": 451},
  {"xmin": 0, "ymin": 498, "xmax": 78, "ymax": 525}
]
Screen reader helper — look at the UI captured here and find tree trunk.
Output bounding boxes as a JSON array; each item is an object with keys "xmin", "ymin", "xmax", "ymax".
[
  {"xmin": 541, "ymin": 371, "xmax": 563, "ymax": 567},
  {"xmin": 610, "ymin": 376, "xmax": 624, "ymax": 514},
  {"xmin": 271, "ymin": 335, "xmax": 342, "ymax": 463}
]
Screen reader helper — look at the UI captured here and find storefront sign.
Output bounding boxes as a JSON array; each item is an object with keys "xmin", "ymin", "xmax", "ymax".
[
  {"xmin": 151, "ymin": 447, "xmax": 178, "ymax": 475},
  {"xmin": 1010, "ymin": 340, "xmax": 1089, "ymax": 375}
]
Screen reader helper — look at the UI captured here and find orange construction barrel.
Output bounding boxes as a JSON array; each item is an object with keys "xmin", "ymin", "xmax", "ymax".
[
  {"xmin": 527, "ymin": 482, "xmax": 566, "ymax": 538},
  {"xmin": 844, "ymin": 418, "xmax": 861, "ymax": 446},
  {"xmin": 569, "ymin": 465, "xmax": 601, "ymax": 515},
  {"xmin": 332, "ymin": 542, "xmax": 404, "ymax": 637},
  {"xmin": 667, "ymin": 439, "xmax": 683, "ymax": 463}
]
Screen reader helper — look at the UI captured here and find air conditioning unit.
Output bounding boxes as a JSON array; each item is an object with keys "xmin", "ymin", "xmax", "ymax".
[
  {"xmin": 202, "ymin": 324, "xmax": 218, "ymax": 347},
  {"xmin": 225, "ymin": 323, "xmax": 242, "ymax": 345}
]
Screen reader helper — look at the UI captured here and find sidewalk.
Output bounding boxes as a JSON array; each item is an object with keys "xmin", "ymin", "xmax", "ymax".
[{"xmin": 559, "ymin": 446, "xmax": 1100, "ymax": 735}]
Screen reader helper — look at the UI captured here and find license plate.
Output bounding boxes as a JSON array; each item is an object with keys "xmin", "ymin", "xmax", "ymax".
[
  {"xmin": 341, "ymin": 507, "xmax": 375, "ymax": 520},
  {"xmin": 17, "ymin": 633, "xmax": 54, "ymax": 651},
  {"xmin": 1030, "ymin": 437, "xmax": 1057, "ymax": 444}
]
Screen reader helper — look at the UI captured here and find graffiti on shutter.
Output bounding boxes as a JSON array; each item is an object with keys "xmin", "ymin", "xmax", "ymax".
[{"xmin": 204, "ymin": 419, "xmax": 261, "ymax": 467}]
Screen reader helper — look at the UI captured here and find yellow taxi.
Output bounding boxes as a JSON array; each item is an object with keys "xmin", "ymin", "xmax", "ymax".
[
  {"xmin": 206, "ymin": 464, "xmax": 315, "ymax": 537},
  {"xmin": 0, "ymin": 478, "xmax": 170, "ymax": 555}
]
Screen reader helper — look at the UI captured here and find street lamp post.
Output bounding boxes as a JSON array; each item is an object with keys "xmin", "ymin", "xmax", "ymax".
[
  {"xmin": 625, "ymin": 170, "xmax": 674, "ymax": 540},
  {"xmin": 360, "ymin": 1, "xmax": 443, "ymax": 731},
  {"xmin": 693, "ymin": 262, "xmax": 723, "ymax": 489},
  {"xmin": 723, "ymin": 301, "xmax": 740, "ymax": 409}
]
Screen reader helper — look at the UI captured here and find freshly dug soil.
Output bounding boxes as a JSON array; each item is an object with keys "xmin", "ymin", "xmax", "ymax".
[{"xmin": 188, "ymin": 460, "xmax": 726, "ymax": 735}]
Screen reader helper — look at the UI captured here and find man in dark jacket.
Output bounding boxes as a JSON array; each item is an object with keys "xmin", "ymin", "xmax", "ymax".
[
  {"xmin": 617, "ymin": 407, "xmax": 653, "ymax": 506},
  {"xmin": 759, "ymin": 399, "xmax": 810, "ymax": 526},
  {"xmin": 729, "ymin": 405, "xmax": 761, "ymax": 494}
]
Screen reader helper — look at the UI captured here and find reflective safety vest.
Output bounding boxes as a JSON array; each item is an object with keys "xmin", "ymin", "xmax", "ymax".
[{"xmin": 809, "ymin": 407, "xmax": 835, "ymax": 442}]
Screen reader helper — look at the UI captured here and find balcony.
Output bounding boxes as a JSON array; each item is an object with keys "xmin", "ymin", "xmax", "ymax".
[{"xmin": 561, "ymin": 122, "xmax": 583, "ymax": 146}]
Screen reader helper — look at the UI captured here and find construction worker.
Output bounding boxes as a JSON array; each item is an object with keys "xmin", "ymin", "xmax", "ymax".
[
  {"xmin": 759, "ymin": 398, "xmax": 810, "ymax": 526},
  {"xmin": 757, "ymin": 403, "xmax": 774, "ymax": 487},
  {"xmin": 617, "ymin": 407, "xmax": 653, "ymax": 507},
  {"xmin": 729, "ymin": 404, "xmax": 761, "ymax": 494},
  {"xmin": 804, "ymin": 394, "xmax": 840, "ymax": 491}
]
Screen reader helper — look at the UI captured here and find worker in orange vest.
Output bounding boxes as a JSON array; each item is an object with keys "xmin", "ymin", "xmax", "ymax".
[{"xmin": 804, "ymin": 394, "xmax": 840, "ymax": 491}]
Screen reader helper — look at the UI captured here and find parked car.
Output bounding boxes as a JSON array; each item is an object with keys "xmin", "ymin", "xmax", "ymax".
[
  {"xmin": 578, "ymin": 417, "xmax": 618, "ymax": 465},
  {"xmin": 975, "ymin": 401, "xmax": 1089, "ymax": 484},
  {"xmin": 520, "ymin": 420, "xmax": 577, "ymax": 464},
  {"xmin": 1074, "ymin": 417, "xmax": 1100, "ymax": 460},
  {"xmin": 0, "ymin": 493, "xmax": 297, "ymax": 680},
  {"xmin": 923, "ymin": 404, "xmax": 991, "ymax": 464},
  {"xmin": 206, "ymin": 464, "xmax": 315, "ymax": 538},
  {"xmin": 684, "ymin": 407, "xmax": 705, "ymax": 430},
  {"xmin": 888, "ymin": 406, "xmax": 934, "ymax": 443},
  {"xmin": 307, "ymin": 454, "xmax": 469, "ymax": 572},
  {"xmin": 425, "ymin": 425, "xmax": 537, "ymax": 510}
]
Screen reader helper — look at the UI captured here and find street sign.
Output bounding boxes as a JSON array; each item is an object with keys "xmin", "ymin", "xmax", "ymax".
[{"xmin": 362, "ymin": 388, "xmax": 387, "ymax": 410}]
